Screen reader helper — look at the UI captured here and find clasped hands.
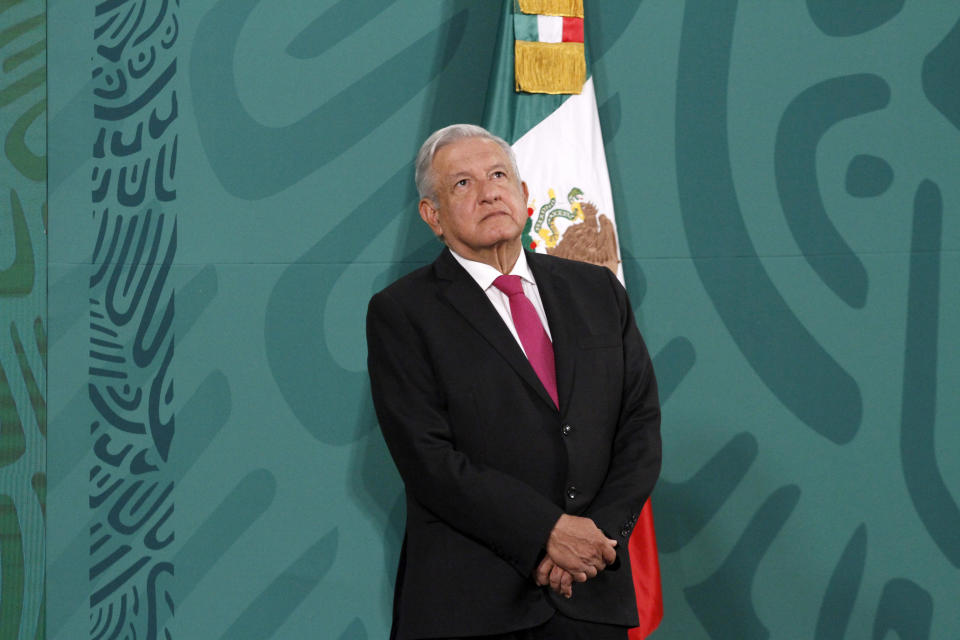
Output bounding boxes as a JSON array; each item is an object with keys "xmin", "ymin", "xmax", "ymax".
[{"xmin": 533, "ymin": 514, "xmax": 617, "ymax": 599}]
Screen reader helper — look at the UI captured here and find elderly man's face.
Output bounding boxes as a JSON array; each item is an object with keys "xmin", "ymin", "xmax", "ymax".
[{"xmin": 419, "ymin": 137, "xmax": 528, "ymax": 261}]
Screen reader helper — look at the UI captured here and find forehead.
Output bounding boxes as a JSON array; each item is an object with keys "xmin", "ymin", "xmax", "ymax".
[{"xmin": 432, "ymin": 137, "xmax": 510, "ymax": 177}]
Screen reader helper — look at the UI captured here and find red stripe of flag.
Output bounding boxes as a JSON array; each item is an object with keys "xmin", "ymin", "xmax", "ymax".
[
  {"xmin": 628, "ymin": 499, "xmax": 664, "ymax": 639},
  {"xmin": 561, "ymin": 16, "xmax": 584, "ymax": 43}
]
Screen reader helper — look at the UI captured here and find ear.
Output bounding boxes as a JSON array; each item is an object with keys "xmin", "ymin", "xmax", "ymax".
[
  {"xmin": 419, "ymin": 198, "xmax": 443, "ymax": 237},
  {"xmin": 521, "ymin": 181, "xmax": 529, "ymax": 203}
]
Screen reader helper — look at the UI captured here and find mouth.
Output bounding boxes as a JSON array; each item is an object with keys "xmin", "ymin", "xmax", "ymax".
[{"xmin": 480, "ymin": 210, "xmax": 511, "ymax": 222}]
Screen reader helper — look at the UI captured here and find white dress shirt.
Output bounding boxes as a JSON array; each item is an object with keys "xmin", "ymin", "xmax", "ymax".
[{"xmin": 449, "ymin": 249, "xmax": 553, "ymax": 358}]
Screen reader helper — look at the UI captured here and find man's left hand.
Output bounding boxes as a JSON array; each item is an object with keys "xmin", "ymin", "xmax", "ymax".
[{"xmin": 546, "ymin": 514, "xmax": 618, "ymax": 577}]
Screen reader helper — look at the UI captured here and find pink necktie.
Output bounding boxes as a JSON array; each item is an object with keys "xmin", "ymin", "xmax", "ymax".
[{"xmin": 493, "ymin": 275, "xmax": 558, "ymax": 407}]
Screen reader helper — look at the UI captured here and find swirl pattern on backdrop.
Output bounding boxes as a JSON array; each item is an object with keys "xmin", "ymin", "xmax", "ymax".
[{"xmin": 88, "ymin": 1, "xmax": 179, "ymax": 638}]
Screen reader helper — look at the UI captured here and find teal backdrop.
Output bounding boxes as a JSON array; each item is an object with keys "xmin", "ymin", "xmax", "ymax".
[
  {"xmin": 1, "ymin": 0, "xmax": 46, "ymax": 638},
  {"xmin": 2, "ymin": 0, "xmax": 954, "ymax": 638}
]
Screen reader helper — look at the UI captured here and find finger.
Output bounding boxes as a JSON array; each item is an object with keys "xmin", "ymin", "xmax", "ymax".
[
  {"xmin": 583, "ymin": 551, "xmax": 604, "ymax": 572},
  {"xmin": 559, "ymin": 570, "xmax": 574, "ymax": 598},
  {"xmin": 570, "ymin": 570, "xmax": 588, "ymax": 583},
  {"xmin": 584, "ymin": 564, "xmax": 598, "ymax": 579},
  {"xmin": 601, "ymin": 545, "xmax": 618, "ymax": 565},
  {"xmin": 550, "ymin": 565, "xmax": 565, "ymax": 594},
  {"xmin": 551, "ymin": 567, "xmax": 572, "ymax": 597},
  {"xmin": 535, "ymin": 558, "xmax": 553, "ymax": 585}
]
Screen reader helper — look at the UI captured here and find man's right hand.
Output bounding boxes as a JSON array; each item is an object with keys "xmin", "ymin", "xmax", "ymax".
[{"xmin": 545, "ymin": 514, "xmax": 618, "ymax": 579}]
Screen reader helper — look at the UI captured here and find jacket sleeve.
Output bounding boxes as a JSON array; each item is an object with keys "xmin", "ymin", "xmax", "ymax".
[
  {"xmin": 366, "ymin": 288, "xmax": 564, "ymax": 577},
  {"xmin": 583, "ymin": 268, "xmax": 662, "ymax": 551}
]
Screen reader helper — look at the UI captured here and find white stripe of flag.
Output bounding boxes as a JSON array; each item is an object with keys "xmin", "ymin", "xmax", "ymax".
[{"xmin": 536, "ymin": 15, "xmax": 564, "ymax": 43}]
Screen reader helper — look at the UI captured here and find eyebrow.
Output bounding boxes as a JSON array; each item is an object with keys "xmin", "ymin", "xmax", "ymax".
[{"xmin": 444, "ymin": 164, "xmax": 511, "ymax": 186}]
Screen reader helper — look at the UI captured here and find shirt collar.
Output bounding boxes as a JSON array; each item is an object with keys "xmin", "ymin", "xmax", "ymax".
[{"xmin": 449, "ymin": 248, "xmax": 536, "ymax": 291}]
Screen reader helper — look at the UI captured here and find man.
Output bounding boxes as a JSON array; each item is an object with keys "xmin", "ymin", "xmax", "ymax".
[{"xmin": 366, "ymin": 124, "xmax": 661, "ymax": 639}]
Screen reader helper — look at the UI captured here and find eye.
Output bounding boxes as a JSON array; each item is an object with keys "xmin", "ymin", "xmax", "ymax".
[
  {"xmin": 492, "ymin": 170, "xmax": 506, "ymax": 179},
  {"xmin": 456, "ymin": 178, "xmax": 469, "ymax": 188}
]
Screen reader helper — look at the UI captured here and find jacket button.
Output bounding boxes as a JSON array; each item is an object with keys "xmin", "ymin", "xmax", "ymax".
[
  {"xmin": 561, "ymin": 424, "xmax": 573, "ymax": 436},
  {"xmin": 567, "ymin": 485, "xmax": 577, "ymax": 500},
  {"xmin": 620, "ymin": 527, "xmax": 630, "ymax": 537}
]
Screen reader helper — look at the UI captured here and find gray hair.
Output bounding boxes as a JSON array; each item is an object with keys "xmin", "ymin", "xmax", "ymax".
[{"xmin": 414, "ymin": 124, "xmax": 522, "ymax": 204}]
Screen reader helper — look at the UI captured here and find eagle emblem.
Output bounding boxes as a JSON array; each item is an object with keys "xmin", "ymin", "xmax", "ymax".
[{"xmin": 524, "ymin": 187, "xmax": 620, "ymax": 275}]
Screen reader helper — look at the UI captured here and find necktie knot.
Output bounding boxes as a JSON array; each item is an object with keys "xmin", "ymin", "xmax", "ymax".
[{"xmin": 493, "ymin": 274, "xmax": 525, "ymax": 297}]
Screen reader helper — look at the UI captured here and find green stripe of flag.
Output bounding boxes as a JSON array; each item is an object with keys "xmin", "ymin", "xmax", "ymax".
[{"xmin": 513, "ymin": 13, "xmax": 539, "ymax": 42}]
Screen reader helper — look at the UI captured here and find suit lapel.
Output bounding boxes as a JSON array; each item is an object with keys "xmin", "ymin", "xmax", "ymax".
[
  {"xmin": 527, "ymin": 252, "xmax": 577, "ymax": 418},
  {"xmin": 434, "ymin": 249, "xmax": 558, "ymax": 411}
]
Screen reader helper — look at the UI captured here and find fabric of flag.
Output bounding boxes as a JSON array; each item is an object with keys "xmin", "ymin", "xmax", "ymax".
[
  {"xmin": 513, "ymin": 0, "xmax": 585, "ymax": 94},
  {"xmin": 483, "ymin": 2, "xmax": 664, "ymax": 637}
]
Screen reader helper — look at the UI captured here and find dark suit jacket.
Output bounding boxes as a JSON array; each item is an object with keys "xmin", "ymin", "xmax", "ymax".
[{"xmin": 366, "ymin": 248, "xmax": 661, "ymax": 639}]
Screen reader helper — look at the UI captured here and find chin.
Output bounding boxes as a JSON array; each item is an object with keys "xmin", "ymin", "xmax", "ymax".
[
  {"xmin": 487, "ymin": 220, "xmax": 524, "ymax": 237},
  {"xmin": 486, "ymin": 230, "xmax": 523, "ymax": 246}
]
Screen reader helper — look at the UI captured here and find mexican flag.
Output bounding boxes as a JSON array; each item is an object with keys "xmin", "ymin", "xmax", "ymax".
[{"xmin": 483, "ymin": 1, "xmax": 663, "ymax": 637}]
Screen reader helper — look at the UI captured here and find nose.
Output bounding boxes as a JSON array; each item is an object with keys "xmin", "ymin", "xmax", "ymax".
[{"xmin": 479, "ymin": 179, "xmax": 501, "ymax": 203}]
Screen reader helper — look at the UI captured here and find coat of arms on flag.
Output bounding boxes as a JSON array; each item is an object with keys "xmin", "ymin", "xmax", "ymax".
[{"xmin": 523, "ymin": 186, "xmax": 620, "ymax": 276}]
